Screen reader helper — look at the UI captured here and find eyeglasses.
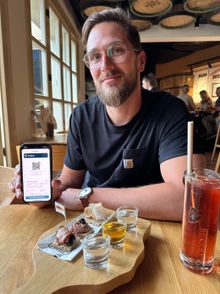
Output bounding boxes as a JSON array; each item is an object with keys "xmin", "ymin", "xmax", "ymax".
[{"xmin": 83, "ymin": 42, "xmax": 140, "ymax": 69}]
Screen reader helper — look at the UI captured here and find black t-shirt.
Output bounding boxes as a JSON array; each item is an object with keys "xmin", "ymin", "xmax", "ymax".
[{"xmin": 65, "ymin": 90, "xmax": 197, "ymax": 188}]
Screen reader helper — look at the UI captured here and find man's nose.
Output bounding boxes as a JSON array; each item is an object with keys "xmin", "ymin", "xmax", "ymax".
[{"xmin": 100, "ymin": 54, "xmax": 114, "ymax": 71}]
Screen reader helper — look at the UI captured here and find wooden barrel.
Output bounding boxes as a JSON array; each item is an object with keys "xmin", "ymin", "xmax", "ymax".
[
  {"xmin": 130, "ymin": 19, "xmax": 152, "ymax": 31},
  {"xmin": 159, "ymin": 73, "xmax": 194, "ymax": 97},
  {"xmin": 80, "ymin": 1, "xmax": 115, "ymax": 18},
  {"xmin": 184, "ymin": 0, "xmax": 220, "ymax": 13},
  {"xmin": 159, "ymin": 3, "xmax": 195, "ymax": 29},
  {"xmin": 159, "ymin": 14, "xmax": 195, "ymax": 29},
  {"xmin": 130, "ymin": 0, "xmax": 173, "ymax": 18},
  {"xmin": 207, "ymin": 10, "xmax": 220, "ymax": 25}
]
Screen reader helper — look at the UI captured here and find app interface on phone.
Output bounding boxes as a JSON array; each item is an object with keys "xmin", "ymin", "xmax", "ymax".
[{"xmin": 22, "ymin": 148, "xmax": 51, "ymax": 201}]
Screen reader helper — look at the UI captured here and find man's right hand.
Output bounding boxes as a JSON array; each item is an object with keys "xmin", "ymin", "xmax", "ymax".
[
  {"xmin": 8, "ymin": 164, "xmax": 64, "ymax": 205},
  {"xmin": 9, "ymin": 164, "xmax": 23, "ymax": 200},
  {"xmin": 51, "ymin": 178, "xmax": 65, "ymax": 202}
]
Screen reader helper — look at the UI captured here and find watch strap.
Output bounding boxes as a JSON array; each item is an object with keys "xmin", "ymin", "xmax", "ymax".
[
  {"xmin": 80, "ymin": 197, "xmax": 89, "ymax": 208},
  {"xmin": 79, "ymin": 187, "xmax": 93, "ymax": 208}
]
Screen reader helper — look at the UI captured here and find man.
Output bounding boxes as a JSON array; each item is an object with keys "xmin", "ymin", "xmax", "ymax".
[
  {"xmin": 177, "ymin": 85, "xmax": 196, "ymax": 112},
  {"xmin": 201, "ymin": 88, "xmax": 220, "ymax": 137},
  {"xmin": 142, "ymin": 73, "xmax": 159, "ymax": 92},
  {"xmin": 11, "ymin": 8, "xmax": 204, "ymax": 221}
]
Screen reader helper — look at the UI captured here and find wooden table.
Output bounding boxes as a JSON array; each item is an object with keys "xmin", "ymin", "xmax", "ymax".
[{"xmin": 0, "ymin": 205, "xmax": 219, "ymax": 294}]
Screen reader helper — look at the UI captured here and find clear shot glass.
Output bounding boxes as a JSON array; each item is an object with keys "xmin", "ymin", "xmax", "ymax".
[
  {"xmin": 82, "ymin": 234, "xmax": 110, "ymax": 269},
  {"xmin": 116, "ymin": 206, "xmax": 138, "ymax": 229}
]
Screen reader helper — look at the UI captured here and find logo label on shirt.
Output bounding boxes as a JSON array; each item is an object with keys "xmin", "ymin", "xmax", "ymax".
[{"xmin": 123, "ymin": 159, "xmax": 134, "ymax": 169}]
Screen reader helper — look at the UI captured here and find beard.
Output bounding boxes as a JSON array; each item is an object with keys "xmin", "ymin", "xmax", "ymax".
[{"xmin": 95, "ymin": 70, "xmax": 138, "ymax": 107}]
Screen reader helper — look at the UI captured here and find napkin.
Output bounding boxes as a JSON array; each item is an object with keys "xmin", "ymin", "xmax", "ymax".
[{"xmin": 37, "ymin": 214, "xmax": 101, "ymax": 261}]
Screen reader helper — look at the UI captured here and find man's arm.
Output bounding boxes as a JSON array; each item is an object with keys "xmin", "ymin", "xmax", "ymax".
[
  {"xmin": 58, "ymin": 164, "xmax": 85, "ymax": 189},
  {"xmin": 57, "ymin": 154, "xmax": 205, "ymax": 221}
]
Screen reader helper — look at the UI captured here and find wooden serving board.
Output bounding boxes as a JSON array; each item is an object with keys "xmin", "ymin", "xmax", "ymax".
[{"xmin": 13, "ymin": 210, "xmax": 151, "ymax": 294}]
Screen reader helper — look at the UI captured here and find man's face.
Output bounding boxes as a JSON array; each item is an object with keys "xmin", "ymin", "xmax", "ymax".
[
  {"xmin": 216, "ymin": 87, "xmax": 220, "ymax": 97},
  {"xmin": 86, "ymin": 22, "xmax": 145, "ymax": 107},
  {"xmin": 142, "ymin": 79, "xmax": 150, "ymax": 90}
]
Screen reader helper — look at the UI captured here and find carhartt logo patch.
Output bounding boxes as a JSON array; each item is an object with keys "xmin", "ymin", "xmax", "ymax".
[{"xmin": 123, "ymin": 159, "xmax": 134, "ymax": 169}]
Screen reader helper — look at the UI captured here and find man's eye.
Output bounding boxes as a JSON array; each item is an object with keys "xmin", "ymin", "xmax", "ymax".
[
  {"xmin": 110, "ymin": 46, "xmax": 125, "ymax": 56},
  {"xmin": 89, "ymin": 53, "xmax": 101, "ymax": 62}
]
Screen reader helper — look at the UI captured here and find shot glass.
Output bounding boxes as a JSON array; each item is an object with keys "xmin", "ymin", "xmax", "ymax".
[
  {"xmin": 82, "ymin": 234, "xmax": 110, "ymax": 269},
  {"xmin": 116, "ymin": 206, "xmax": 138, "ymax": 229},
  {"xmin": 102, "ymin": 221, "xmax": 127, "ymax": 248},
  {"xmin": 180, "ymin": 168, "xmax": 220, "ymax": 274}
]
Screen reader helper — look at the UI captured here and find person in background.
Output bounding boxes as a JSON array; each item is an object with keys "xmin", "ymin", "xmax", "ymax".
[
  {"xmin": 215, "ymin": 86, "xmax": 220, "ymax": 127},
  {"xmin": 142, "ymin": 73, "xmax": 160, "ymax": 92},
  {"xmin": 177, "ymin": 84, "xmax": 196, "ymax": 112},
  {"xmin": 199, "ymin": 90, "xmax": 213, "ymax": 112},
  {"xmin": 10, "ymin": 8, "xmax": 205, "ymax": 221},
  {"xmin": 202, "ymin": 86, "xmax": 220, "ymax": 137}
]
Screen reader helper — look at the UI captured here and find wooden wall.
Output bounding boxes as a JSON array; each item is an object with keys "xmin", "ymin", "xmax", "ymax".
[{"xmin": 156, "ymin": 44, "xmax": 220, "ymax": 97}]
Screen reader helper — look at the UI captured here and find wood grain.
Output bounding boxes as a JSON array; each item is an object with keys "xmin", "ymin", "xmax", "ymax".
[
  {"xmin": 110, "ymin": 222, "xmax": 220, "ymax": 294},
  {"xmin": 13, "ymin": 210, "xmax": 151, "ymax": 294},
  {"xmin": 0, "ymin": 166, "xmax": 15, "ymax": 206},
  {"xmin": 0, "ymin": 205, "xmax": 219, "ymax": 294},
  {"xmin": 0, "ymin": 205, "xmax": 78, "ymax": 294}
]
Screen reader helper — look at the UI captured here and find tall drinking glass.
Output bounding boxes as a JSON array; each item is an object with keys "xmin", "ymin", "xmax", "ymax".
[{"xmin": 180, "ymin": 168, "xmax": 220, "ymax": 274}]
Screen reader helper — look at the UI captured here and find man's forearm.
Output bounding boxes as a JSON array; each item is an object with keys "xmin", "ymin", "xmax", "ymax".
[
  {"xmin": 89, "ymin": 183, "xmax": 184, "ymax": 221},
  {"xmin": 58, "ymin": 164, "xmax": 85, "ymax": 190}
]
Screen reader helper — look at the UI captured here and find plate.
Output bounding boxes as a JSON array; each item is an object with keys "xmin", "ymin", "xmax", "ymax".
[{"xmin": 37, "ymin": 215, "xmax": 101, "ymax": 261}]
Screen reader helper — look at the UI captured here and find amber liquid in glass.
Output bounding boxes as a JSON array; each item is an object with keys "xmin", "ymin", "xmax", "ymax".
[{"xmin": 102, "ymin": 221, "xmax": 126, "ymax": 246}]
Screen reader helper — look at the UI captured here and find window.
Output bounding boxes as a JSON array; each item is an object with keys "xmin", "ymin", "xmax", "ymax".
[
  {"xmin": 32, "ymin": 41, "xmax": 48, "ymax": 96},
  {"xmin": 30, "ymin": 0, "xmax": 79, "ymax": 133}
]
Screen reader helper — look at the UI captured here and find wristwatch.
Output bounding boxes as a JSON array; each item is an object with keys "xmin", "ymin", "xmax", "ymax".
[{"xmin": 79, "ymin": 187, "xmax": 93, "ymax": 207}]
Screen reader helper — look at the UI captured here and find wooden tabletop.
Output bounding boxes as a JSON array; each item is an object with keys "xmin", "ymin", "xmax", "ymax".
[{"xmin": 0, "ymin": 205, "xmax": 219, "ymax": 294}]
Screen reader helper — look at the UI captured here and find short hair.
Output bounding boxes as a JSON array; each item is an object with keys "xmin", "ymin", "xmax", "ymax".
[
  {"xmin": 81, "ymin": 8, "xmax": 141, "ymax": 51},
  {"xmin": 143, "ymin": 73, "xmax": 158, "ymax": 88},
  {"xmin": 182, "ymin": 84, "xmax": 189, "ymax": 92}
]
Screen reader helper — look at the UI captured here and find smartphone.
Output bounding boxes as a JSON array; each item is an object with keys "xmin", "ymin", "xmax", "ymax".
[{"xmin": 20, "ymin": 143, "xmax": 52, "ymax": 202}]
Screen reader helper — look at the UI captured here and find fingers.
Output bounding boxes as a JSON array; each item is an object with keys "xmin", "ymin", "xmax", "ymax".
[
  {"xmin": 14, "ymin": 164, "xmax": 21, "ymax": 175},
  {"xmin": 52, "ymin": 178, "xmax": 64, "ymax": 198},
  {"xmin": 8, "ymin": 164, "xmax": 23, "ymax": 200},
  {"xmin": 15, "ymin": 188, "xmax": 23, "ymax": 199},
  {"xmin": 8, "ymin": 180, "xmax": 23, "ymax": 199}
]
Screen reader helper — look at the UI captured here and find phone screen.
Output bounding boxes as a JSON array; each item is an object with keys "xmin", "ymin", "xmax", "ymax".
[{"xmin": 21, "ymin": 145, "xmax": 52, "ymax": 202}]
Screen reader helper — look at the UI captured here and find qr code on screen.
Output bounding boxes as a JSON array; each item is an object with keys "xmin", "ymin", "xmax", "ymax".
[{"xmin": 32, "ymin": 162, "xmax": 40, "ymax": 170}]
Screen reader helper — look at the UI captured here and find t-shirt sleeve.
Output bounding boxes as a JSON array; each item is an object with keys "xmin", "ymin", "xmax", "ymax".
[{"xmin": 158, "ymin": 97, "xmax": 201, "ymax": 164}]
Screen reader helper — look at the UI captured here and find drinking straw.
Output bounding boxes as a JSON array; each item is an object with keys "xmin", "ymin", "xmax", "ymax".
[
  {"xmin": 187, "ymin": 121, "xmax": 194, "ymax": 176},
  {"xmin": 187, "ymin": 121, "xmax": 195, "ymax": 209}
]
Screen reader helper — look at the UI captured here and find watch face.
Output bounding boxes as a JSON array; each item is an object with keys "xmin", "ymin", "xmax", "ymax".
[{"xmin": 79, "ymin": 187, "xmax": 92, "ymax": 199}]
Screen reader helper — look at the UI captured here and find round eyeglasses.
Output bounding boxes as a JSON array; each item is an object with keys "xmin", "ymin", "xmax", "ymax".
[{"xmin": 83, "ymin": 42, "xmax": 140, "ymax": 69}]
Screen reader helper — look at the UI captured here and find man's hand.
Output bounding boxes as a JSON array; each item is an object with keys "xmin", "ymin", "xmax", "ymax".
[
  {"xmin": 9, "ymin": 163, "xmax": 85, "ymax": 210},
  {"xmin": 51, "ymin": 178, "xmax": 65, "ymax": 201},
  {"xmin": 9, "ymin": 164, "xmax": 23, "ymax": 200},
  {"xmin": 57, "ymin": 188, "xmax": 83, "ymax": 210},
  {"xmin": 8, "ymin": 164, "xmax": 65, "ymax": 206}
]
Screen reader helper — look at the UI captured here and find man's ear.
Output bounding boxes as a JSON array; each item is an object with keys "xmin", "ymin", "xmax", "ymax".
[{"xmin": 137, "ymin": 51, "xmax": 146, "ymax": 72}]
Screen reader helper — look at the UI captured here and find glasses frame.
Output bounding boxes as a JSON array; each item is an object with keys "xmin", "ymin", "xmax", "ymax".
[{"xmin": 83, "ymin": 42, "xmax": 140, "ymax": 69}]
